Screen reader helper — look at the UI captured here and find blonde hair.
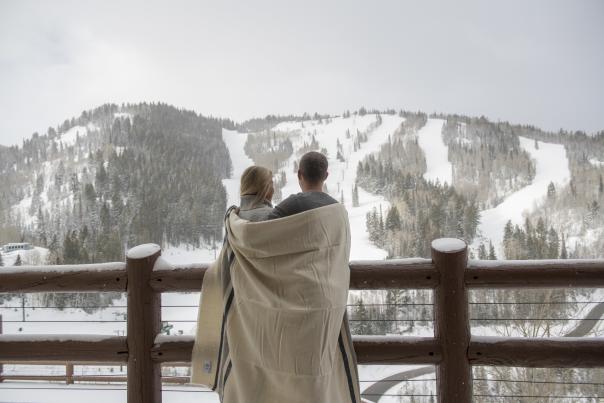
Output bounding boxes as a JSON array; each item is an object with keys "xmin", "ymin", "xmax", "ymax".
[{"xmin": 240, "ymin": 166, "xmax": 273, "ymax": 206}]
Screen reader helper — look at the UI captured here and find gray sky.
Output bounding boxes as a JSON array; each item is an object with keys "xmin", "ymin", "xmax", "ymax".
[{"xmin": 1, "ymin": 0, "xmax": 603, "ymax": 146}]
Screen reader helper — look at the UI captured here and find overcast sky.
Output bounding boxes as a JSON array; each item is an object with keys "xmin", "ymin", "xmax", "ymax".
[{"xmin": 0, "ymin": 0, "xmax": 602, "ymax": 146}]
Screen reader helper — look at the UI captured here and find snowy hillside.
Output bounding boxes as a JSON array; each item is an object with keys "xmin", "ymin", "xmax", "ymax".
[
  {"xmin": 417, "ymin": 118, "xmax": 452, "ymax": 185},
  {"xmin": 474, "ymin": 137, "xmax": 570, "ymax": 256}
]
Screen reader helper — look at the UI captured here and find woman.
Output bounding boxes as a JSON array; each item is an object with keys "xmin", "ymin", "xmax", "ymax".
[
  {"xmin": 237, "ymin": 165, "xmax": 274, "ymax": 222},
  {"xmin": 192, "ymin": 165, "xmax": 275, "ymax": 399}
]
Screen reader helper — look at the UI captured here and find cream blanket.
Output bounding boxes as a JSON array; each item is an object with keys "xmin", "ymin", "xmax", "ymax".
[{"xmin": 191, "ymin": 203, "xmax": 361, "ymax": 403}]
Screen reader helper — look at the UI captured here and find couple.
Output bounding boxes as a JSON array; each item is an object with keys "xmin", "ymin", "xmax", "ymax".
[{"xmin": 192, "ymin": 151, "xmax": 361, "ymax": 403}]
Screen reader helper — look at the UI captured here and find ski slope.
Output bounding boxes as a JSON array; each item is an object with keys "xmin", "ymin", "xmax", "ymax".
[
  {"xmin": 273, "ymin": 114, "xmax": 404, "ymax": 260},
  {"xmin": 221, "ymin": 129, "xmax": 255, "ymax": 209},
  {"xmin": 416, "ymin": 118, "xmax": 452, "ymax": 185},
  {"xmin": 474, "ymin": 137, "xmax": 571, "ymax": 256}
]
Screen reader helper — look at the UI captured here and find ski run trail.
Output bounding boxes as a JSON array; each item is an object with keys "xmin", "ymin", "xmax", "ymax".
[
  {"xmin": 416, "ymin": 118, "xmax": 452, "ymax": 185},
  {"xmin": 414, "ymin": 118, "xmax": 571, "ymax": 257},
  {"xmin": 473, "ymin": 136, "xmax": 570, "ymax": 256}
]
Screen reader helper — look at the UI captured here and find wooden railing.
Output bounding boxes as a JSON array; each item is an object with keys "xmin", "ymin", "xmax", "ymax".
[{"xmin": 1, "ymin": 238, "xmax": 604, "ymax": 403}]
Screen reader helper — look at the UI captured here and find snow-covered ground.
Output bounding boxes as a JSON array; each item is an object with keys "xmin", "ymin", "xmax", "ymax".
[
  {"xmin": 162, "ymin": 244, "xmax": 218, "ymax": 265},
  {"xmin": 474, "ymin": 137, "xmax": 571, "ymax": 256},
  {"xmin": 416, "ymin": 118, "xmax": 452, "ymax": 185},
  {"xmin": 0, "ymin": 383, "xmax": 219, "ymax": 403},
  {"xmin": 1, "ymin": 246, "xmax": 48, "ymax": 266}
]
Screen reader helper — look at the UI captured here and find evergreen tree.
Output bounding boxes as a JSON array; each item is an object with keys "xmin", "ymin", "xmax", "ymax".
[
  {"xmin": 385, "ymin": 206, "xmax": 401, "ymax": 231},
  {"xmin": 0, "ymin": 253, "xmax": 4, "ymax": 267},
  {"xmin": 560, "ymin": 234, "xmax": 568, "ymax": 259},
  {"xmin": 478, "ymin": 243, "xmax": 488, "ymax": 260},
  {"xmin": 547, "ymin": 182, "xmax": 556, "ymax": 199},
  {"xmin": 350, "ymin": 298, "xmax": 373, "ymax": 335},
  {"xmin": 488, "ymin": 241, "xmax": 497, "ymax": 260},
  {"xmin": 548, "ymin": 227, "xmax": 560, "ymax": 258},
  {"xmin": 14, "ymin": 254, "xmax": 22, "ymax": 266},
  {"xmin": 352, "ymin": 184, "xmax": 359, "ymax": 208}
]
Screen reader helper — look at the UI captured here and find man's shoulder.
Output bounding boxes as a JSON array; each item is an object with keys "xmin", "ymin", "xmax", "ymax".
[
  {"xmin": 269, "ymin": 191, "xmax": 339, "ymax": 220},
  {"xmin": 300, "ymin": 191, "xmax": 338, "ymax": 205},
  {"xmin": 279, "ymin": 192, "xmax": 304, "ymax": 206}
]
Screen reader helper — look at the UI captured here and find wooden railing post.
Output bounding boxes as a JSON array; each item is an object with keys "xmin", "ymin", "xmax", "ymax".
[
  {"xmin": 127, "ymin": 244, "xmax": 162, "ymax": 403},
  {"xmin": 432, "ymin": 238, "xmax": 471, "ymax": 403},
  {"xmin": 65, "ymin": 362, "xmax": 74, "ymax": 384}
]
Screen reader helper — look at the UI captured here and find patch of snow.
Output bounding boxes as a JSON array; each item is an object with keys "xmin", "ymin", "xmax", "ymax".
[
  {"xmin": 272, "ymin": 119, "xmax": 320, "ymax": 132},
  {"xmin": 161, "ymin": 244, "xmax": 218, "ymax": 265},
  {"xmin": 221, "ymin": 129, "xmax": 255, "ymax": 209},
  {"xmin": 114, "ymin": 112, "xmax": 132, "ymax": 121},
  {"xmin": 0, "ymin": 334, "xmax": 119, "ymax": 343},
  {"xmin": 59, "ymin": 125, "xmax": 88, "ymax": 147},
  {"xmin": 0, "ymin": 261, "xmax": 123, "ymax": 274},
  {"xmin": 126, "ymin": 243, "xmax": 161, "ymax": 259},
  {"xmin": 589, "ymin": 157, "xmax": 604, "ymax": 167},
  {"xmin": 431, "ymin": 238, "xmax": 466, "ymax": 253},
  {"xmin": 474, "ymin": 137, "xmax": 571, "ymax": 256},
  {"xmin": 0, "ymin": 383, "xmax": 219, "ymax": 403},
  {"xmin": 417, "ymin": 119, "xmax": 452, "ymax": 185},
  {"xmin": 1, "ymin": 246, "xmax": 49, "ymax": 267}
]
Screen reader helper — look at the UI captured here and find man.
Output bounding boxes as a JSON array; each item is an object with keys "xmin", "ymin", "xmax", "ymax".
[{"xmin": 268, "ymin": 151, "xmax": 337, "ymax": 219}]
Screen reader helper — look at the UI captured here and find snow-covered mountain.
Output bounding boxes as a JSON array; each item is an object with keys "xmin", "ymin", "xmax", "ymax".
[{"xmin": 2, "ymin": 104, "xmax": 604, "ymax": 266}]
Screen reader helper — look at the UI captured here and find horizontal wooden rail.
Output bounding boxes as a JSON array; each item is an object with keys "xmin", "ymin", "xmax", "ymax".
[
  {"xmin": 151, "ymin": 258, "xmax": 437, "ymax": 292},
  {"xmin": 5, "ymin": 258, "xmax": 604, "ymax": 293},
  {"xmin": 352, "ymin": 336, "xmax": 441, "ymax": 364},
  {"xmin": 467, "ymin": 260, "xmax": 604, "ymax": 288},
  {"xmin": 149, "ymin": 335, "xmax": 604, "ymax": 368},
  {"xmin": 4, "ymin": 335, "xmax": 604, "ymax": 368},
  {"xmin": 350, "ymin": 259, "xmax": 437, "ymax": 289},
  {"xmin": 469, "ymin": 336, "xmax": 604, "ymax": 368},
  {"xmin": 150, "ymin": 335, "xmax": 442, "ymax": 365},
  {"xmin": 0, "ymin": 263, "xmax": 126, "ymax": 293},
  {"xmin": 0, "ymin": 335, "xmax": 128, "ymax": 362}
]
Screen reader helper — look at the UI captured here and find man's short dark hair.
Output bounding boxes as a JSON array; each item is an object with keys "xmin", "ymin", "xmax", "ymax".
[{"xmin": 299, "ymin": 151, "xmax": 328, "ymax": 184}]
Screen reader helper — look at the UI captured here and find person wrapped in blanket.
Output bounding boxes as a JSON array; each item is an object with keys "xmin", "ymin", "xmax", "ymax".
[{"xmin": 192, "ymin": 152, "xmax": 361, "ymax": 403}]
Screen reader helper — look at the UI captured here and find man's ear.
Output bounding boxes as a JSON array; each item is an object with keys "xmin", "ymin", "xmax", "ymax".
[
  {"xmin": 324, "ymin": 171, "xmax": 329, "ymax": 180},
  {"xmin": 297, "ymin": 170, "xmax": 302, "ymax": 180}
]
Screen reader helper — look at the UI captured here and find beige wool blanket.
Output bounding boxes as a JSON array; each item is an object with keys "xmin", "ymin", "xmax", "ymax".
[{"xmin": 191, "ymin": 203, "xmax": 361, "ymax": 403}]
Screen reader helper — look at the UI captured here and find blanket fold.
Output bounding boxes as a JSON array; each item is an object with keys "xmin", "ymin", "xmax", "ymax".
[{"xmin": 191, "ymin": 203, "xmax": 361, "ymax": 403}]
